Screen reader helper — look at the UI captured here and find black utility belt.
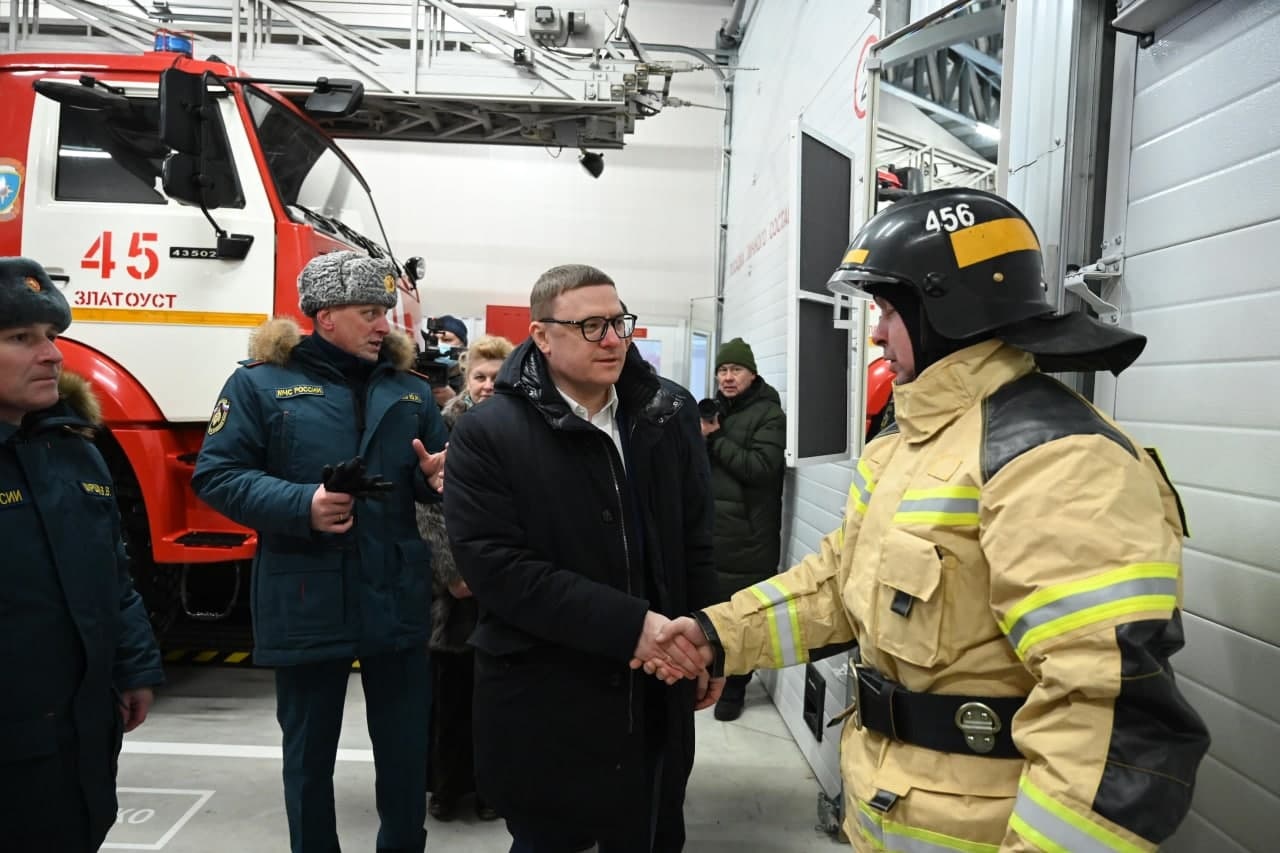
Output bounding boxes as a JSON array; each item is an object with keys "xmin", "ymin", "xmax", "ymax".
[{"xmin": 829, "ymin": 665, "xmax": 1025, "ymax": 759}]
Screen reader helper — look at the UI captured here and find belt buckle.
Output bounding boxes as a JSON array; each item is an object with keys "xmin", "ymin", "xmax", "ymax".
[
  {"xmin": 955, "ymin": 701, "xmax": 1002, "ymax": 754},
  {"xmin": 829, "ymin": 665, "xmax": 864, "ymax": 732},
  {"xmin": 850, "ymin": 664, "xmax": 871, "ymax": 730}
]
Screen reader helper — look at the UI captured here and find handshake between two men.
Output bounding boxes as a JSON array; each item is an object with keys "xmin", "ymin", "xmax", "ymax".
[{"xmin": 630, "ymin": 612, "xmax": 725, "ymax": 710}]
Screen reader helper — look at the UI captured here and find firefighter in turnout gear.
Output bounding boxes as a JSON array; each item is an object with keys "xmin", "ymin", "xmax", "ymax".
[{"xmin": 642, "ymin": 189, "xmax": 1210, "ymax": 852}]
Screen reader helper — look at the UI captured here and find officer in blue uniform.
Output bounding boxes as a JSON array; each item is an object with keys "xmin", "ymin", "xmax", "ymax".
[
  {"xmin": 0, "ymin": 256, "xmax": 164, "ymax": 852},
  {"xmin": 193, "ymin": 251, "xmax": 449, "ymax": 853}
]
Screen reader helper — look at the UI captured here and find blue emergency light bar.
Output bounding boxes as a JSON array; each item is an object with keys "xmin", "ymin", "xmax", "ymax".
[{"xmin": 153, "ymin": 30, "xmax": 194, "ymax": 56}]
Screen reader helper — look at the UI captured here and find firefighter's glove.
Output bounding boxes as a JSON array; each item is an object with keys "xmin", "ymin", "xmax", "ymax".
[{"xmin": 321, "ymin": 456, "xmax": 395, "ymax": 500}]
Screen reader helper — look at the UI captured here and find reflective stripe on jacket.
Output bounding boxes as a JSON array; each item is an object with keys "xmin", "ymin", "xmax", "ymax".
[{"xmin": 703, "ymin": 340, "xmax": 1209, "ymax": 853}]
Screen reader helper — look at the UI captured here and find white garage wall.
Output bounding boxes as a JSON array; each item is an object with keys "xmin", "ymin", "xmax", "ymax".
[
  {"xmin": 340, "ymin": 2, "xmax": 731, "ymax": 327},
  {"xmin": 1093, "ymin": 2, "xmax": 1280, "ymax": 849},
  {"xmin": 720, "ymin": 0, "xmax": 879, "ymax": 801}
]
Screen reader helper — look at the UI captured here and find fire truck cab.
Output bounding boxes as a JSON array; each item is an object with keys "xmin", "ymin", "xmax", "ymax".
[{"xmin": 0, "ymin": 45, "xmax": 422, "ymax": 628}]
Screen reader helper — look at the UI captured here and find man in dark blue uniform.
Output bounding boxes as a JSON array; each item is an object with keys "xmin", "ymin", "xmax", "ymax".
[
  {"xmin": 193, "ymin": 251, "xmax": 448, "ymax": 853},
  {"xmin": 0, "ymin": 256, "xmax": 164, "ymax": 852}
]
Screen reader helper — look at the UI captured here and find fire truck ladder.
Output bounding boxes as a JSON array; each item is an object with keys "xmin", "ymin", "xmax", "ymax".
[{"xmin": 2, "ymin": 0, "xmax": 711, "ymax": 148}]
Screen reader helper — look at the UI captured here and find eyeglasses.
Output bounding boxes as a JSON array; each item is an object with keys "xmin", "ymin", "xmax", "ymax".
[{"xmin": 537, "ymin": 313, "xmax": 638, "ymax": 342}]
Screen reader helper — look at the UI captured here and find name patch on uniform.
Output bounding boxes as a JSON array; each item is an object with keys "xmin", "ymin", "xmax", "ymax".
[
  {"xmin": 0, "ymin": 487, "xmax": 25, "ymax": 507},
  {"xmin": 275, "ymin": 385, "xmax": 325, "ymax": 399},
  {"xmin": 399, "ymin": 393, "xmax": 423, "ymax": 404},
  {"xmin": 81, "ymin": 482, "xmax": 113, "ymax": 497}
]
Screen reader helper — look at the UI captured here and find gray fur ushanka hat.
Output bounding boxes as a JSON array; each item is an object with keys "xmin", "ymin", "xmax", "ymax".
[
  {"xmin": 298, "ymin": 251, "xmax": 399, "ymax": 316},
  {"xmin": 0, "ymin": 256, "xmax": 71, "ymax": 332}
]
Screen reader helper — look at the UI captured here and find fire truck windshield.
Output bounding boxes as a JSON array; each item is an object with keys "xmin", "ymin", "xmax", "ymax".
[{"xmin": 244, "ymin": 86, "xmax": 390, "ymax": 258}]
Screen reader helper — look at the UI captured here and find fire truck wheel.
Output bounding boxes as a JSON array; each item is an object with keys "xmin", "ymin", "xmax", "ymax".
[{"xmin": 98, "ymin": 437, "xmax": 182, "ymax": 638}]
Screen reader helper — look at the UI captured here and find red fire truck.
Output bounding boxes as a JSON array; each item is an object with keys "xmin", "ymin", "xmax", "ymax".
[{"xmin": 0, "ymin": 42, "xmax": 423, "ymax": 630}]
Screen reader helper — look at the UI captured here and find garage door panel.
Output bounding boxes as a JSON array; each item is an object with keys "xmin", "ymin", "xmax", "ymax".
[
  {"xmin": 1183, "ymin": 547, "xmax": 1280, "ymax": 647},
  {"xmin": 1122, "ymin": 216, "xmax": 1280, "ymax": 310},
  {"xmin": 1178, "ymin": 755, "xmax": 1280, "ymax": 853},
  {"xmin": 1126, "ymin": 147, "xmax": 1280, "ymax": 256},
  {"xmin": 1128, "ymin": 291, "xmax": 1280, "ymax": 365},
  {"xmin": 1179, "ymin": 677, "xmax": 1280, "ymax": 796},
  {"xmin": 1113, "ymin": 363, "xmax": 1280, "ymax": 429},
  {"xmin": 1165, "ymin": 809, "xmax": 1251, "ymax": 853},
  {"xmin": 1177, "ymin": 613, "xmax": 1280, "ymax": 722},
  {"xmin": 1175, "ymin": 487, "xmax": 1280, "ymax": 574},
  {"xmin": 1111, "ymin": 0, "xmax": 1280, "ymax": 822},
  {"xmin": 1132, "ymin": 76, "xmax": 1280, "ymax": 200},
  {"xmin": 1134, "ymin": 0, "xmax": 1280, "ymax": 144},
  {"xmin": 1119, "ymin": 423, "xmax": 1280, "ymax": 501}
]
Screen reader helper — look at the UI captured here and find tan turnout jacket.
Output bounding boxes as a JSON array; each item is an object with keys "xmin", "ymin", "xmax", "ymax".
[{"xmin": 704, "ymin": 340, "xmax": 1206, "ymax": 853}]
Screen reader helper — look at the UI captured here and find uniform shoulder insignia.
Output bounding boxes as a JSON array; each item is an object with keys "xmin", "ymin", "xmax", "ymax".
[
  {"xmin": 207, "ymin": 397, "xmax": 231, "ymax": 435},
  {"xmin": 981, "ymin": 373, "xmax": 1137, "ymax": 481}
]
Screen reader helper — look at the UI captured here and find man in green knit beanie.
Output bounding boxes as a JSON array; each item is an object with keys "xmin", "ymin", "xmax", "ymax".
[{"xmin": 701, "ymin": 337, "xmax": 786, "ymax": 720}]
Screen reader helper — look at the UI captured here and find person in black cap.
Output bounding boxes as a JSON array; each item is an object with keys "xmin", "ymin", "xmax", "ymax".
[
  {"xmin": 641, "ymin": 189, "xmax": 1209, "ymax": 852},
  {"xmin": 432, "ymin": 314, "xmax": 469, "ymax": 349},
  {"xmin": 424, "ymin": 315, "xmax": 469, "ymax": 408},
  {"xmin": 193, "ymin": 250, "xmax": 448, "ymax": 853},
  {"xmin": 0, "ymin": 256, "xmax": 164, "ymax": 852}
]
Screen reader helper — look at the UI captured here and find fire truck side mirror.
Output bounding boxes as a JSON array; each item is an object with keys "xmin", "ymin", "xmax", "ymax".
[
  {"xmin": 159, "ymin": 68, "xmax": 206, "ymax": 155},
  {"xmin": 162, "ymin": 151, "xmax": 238, "ymax": 211},
  {"xmin": 158, "ymin": 68, "xmax": 239, "ymax": 212},
  {"xmin": 304, "ymin": 77, "xmax": 364, "ymax": 118}
]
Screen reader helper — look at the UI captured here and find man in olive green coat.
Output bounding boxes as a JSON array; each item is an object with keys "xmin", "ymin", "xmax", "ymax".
[{"xmin": 700, "ymin": 337, "xmax": 786, "ymax": 720}]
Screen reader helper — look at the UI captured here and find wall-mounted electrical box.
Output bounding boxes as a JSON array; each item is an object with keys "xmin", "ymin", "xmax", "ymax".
[{"xmin": 527, "ymin": 6, "xmax": 592, "ymax": 48}]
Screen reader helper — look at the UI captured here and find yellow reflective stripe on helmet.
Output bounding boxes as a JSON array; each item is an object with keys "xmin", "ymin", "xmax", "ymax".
[
  {"xmin": 746, "ymin": 577, "xmax": 808, "ymax": 667},
  {"xmin": 844, "ymin": 248, "xmax": 870, "ymax": 264},
  {"xmin": 857, "ymin": 801, "xmax": 1000, "ymax": 853},
  {"xmin": 1011, "ymin": 776, "xmax": 1149, "ymax": 853},
  {"xmin": 894, "ymin": 485, "xmax": 980, "ymax": 527},
  {"xmin": 1000, "ymin": 563, "xmax": 1179, "ymax": 658},
  {"xmin": 950, "ymin": 217, "xmax": 1040, "ymax": 269},
  {"xmin": 850, "ymin": 459, "xmax": 876, "ymax": 515}
]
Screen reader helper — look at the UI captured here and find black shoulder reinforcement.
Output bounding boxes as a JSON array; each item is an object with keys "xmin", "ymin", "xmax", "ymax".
[{"xmin": 981, "ymin": 373, "xmax": 1137, "ymax": 482}]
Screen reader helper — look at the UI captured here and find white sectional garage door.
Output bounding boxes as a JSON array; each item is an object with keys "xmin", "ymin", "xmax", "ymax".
[{"xmin": 1095, "ymin": 2, "xmax": 1280, "ymax": 849}]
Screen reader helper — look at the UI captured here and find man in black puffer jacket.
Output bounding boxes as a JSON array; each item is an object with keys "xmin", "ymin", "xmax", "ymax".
[
  {"xmin": 702, "ymin": 337, "xmax": 786, "ymax": 720},
  {"xmin": 444, "ymin": 264, "xmax": 719, "ymax": 853}
]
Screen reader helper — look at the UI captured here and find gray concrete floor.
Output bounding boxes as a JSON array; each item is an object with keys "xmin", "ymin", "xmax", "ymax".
[{"xmin": 104, "ymin": 666, "xmax": 843, "ymax": 852}]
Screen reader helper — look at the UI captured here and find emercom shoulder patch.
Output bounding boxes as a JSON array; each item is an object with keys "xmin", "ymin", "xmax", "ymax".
[{"xmin": 207, "ymin": 397, "xmax": 231, "ymax": 435}]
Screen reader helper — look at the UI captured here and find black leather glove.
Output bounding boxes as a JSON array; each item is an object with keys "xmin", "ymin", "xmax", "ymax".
[{"xmin": 321, "ymin": 456, "xmax": 395, "ymax": 500}]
